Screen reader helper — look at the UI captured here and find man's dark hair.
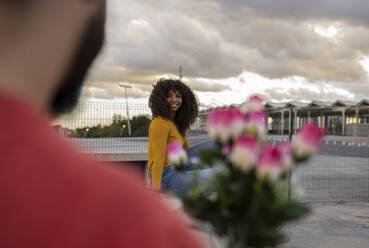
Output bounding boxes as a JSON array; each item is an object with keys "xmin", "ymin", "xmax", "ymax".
[
  {"xmin": 149, "ymin": 79, "xmax": 198, "ymax": 136},
  {"xmin": 1, "ymin": 0, "xmax": 29, "ymax": 7},
  {"xmin": 0, "ymin": 0, "xmax": 34, "ymax": 13}
]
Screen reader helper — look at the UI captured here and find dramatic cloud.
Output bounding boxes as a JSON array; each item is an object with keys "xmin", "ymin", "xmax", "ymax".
[
  {"xmin": 84, "ymin": 0, "xmax": 369, "ymax": 102},
  {"xmin": 220, "ymin": 0, "xmax": 369, "ymax": 26},
  {"xmin": 83, "ymin": 83, "xmax": 150, "ymax": 99},
  {"xmin": 263, "ymin": 86, "xmax": 354, "ymax": 103}
]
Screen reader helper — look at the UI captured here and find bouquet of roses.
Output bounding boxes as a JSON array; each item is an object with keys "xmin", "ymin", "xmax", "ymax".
[{"xmin": 167, "ymin": 96, "xmax": 325, "ymax": 248}]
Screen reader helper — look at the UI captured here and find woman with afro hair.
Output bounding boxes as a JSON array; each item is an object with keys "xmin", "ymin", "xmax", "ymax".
[{"xmin": 148, "ymin": 79, "xmax": 216, "ymax": 195}]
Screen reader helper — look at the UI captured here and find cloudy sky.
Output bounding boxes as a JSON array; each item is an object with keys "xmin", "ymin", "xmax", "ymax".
[{"xmin": 83, "ymin": 0, "xmax": 369, "ymax": 107}]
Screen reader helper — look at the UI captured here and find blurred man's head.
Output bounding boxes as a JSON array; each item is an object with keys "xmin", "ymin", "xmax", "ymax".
[
  {"xmin": 0, "ymin": 0, "xmax": 106, "ymax": 115},
  {"xmin": 51, "ymin": 1, "xmax": 106, "ymax": 115}
]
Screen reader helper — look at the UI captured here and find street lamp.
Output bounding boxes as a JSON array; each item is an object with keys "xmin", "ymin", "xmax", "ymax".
[
  {"xmin": 84, "ymin": 128, "xmax": 90, "ymax": 137},
  {"xmin": 118, "ymin": 83, "xmax": 132, "ymax": 136},
  {"xmin": 120, "ymin": 124, "xmax": 126, "ymax": 136}
]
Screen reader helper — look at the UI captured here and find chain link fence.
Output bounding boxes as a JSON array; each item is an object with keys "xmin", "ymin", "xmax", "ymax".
[
  {"xmin": 52, "ymin": 101, "xmax": 208, "ymax": 160},
  {"xmin": 266, "ymin": 135, "xmax": 369, "ymax": 202},
  {"xmin": 53, "ymin": 101, "xmax": 369, "ymax": 202}
]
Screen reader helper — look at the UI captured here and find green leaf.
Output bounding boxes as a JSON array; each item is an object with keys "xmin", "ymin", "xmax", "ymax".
[{"xmin": 199, "ymin": 149, "xmax": 225, "ymax": 165}]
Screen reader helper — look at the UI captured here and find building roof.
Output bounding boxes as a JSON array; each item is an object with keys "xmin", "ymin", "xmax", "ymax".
[
  {"xmin": 331, "ymin": 100, "xmax": 357, "ymax": 107},
  {"xmin": 309, "ymin": 100, "xmax": 330, "ymax": 107},
  {"xmin": 356, "ymin": 99, "xmax": 369, "ymax": 106},
  {"xmin": 286, "ymin": 101, "xmax": 309, "ymax": 108},
  {"xmin": 265, "ymin": 102, "xmax": 286, "ymax": 109},
  {"xmin": 200, "ymin": 99, "xmax": 369, "ymax": 113}
]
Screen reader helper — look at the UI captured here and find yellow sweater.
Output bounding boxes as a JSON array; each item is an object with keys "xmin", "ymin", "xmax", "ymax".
[{"xmin": 148, "ymin": 117, "xmax": 190, "ymax": 191}]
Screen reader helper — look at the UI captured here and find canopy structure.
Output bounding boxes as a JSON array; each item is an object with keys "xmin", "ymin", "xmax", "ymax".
[{"xmin": 197, "ymin": 99, "xmax": 369, "ymax": 136}]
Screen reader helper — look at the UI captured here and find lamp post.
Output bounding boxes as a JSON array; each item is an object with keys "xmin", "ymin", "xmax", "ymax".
[
  {"xmin": 120, "ymin": 124, "xmax": 126, "ymax": 136},
  {"xmin": 84, "ymin": 128, "xmax": 90, "ymax": 137},
  {"xmin": 179, "ymin": 65, "xmax": 183, "ymax": 80},
  {"xmin": 118, "ymin": 83, "xmax": 132, "ymax": 136}
]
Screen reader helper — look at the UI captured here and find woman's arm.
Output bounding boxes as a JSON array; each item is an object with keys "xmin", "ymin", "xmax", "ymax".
[{"xmin": 150, "ymin": 119, "xmax": 170, "ymax": 191}]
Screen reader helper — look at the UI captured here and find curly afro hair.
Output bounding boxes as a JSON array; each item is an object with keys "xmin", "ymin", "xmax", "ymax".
[{"xmin": 149, "ymin": 79, "xmax": 198, "ymax": 136}]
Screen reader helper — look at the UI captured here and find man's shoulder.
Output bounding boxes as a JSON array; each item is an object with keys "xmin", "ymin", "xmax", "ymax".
[
  {"xmin": 2, "ymin": 139, "xmax": 204, "ymax": 247},
  {"xmin": 1, "ymin": 123, "xmax": 204, "ymax": 247},
  {"xmin": 0, "ymin": 95, "xmax": 204, "ymax": 247}
]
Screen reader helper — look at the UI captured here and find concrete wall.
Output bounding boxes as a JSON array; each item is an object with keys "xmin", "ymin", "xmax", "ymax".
[{"xmin": 345, "ymin": 124, "xmax": 369, "ymax": 136}]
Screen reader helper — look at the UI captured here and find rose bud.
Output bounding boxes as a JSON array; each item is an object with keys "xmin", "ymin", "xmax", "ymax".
[
  {"xmin": 229, "ymin": 108, "xmax": 247, "ymax": 140},
  {"xmin": 241, "ymin": 95, "xmax": 265, "ymax": 113},
  {"xmin": 167, "ymin": 141, "xmax": 188, "ymax": 170},
  {"xmin": 244, "ymin": 111, "xmax": 267, "ymax": 139},
  {"xmin": 231, "ymin": 137, "xmax": 259, "ymax": 173},
  {"xmin": 292, "ymin": 123, "xmax": 325, "ymax": 161},
  {"xmin": 208, "ymin": 108, "xmax": 246, "ymax": 144},
  {"xmin": 208, "ymin": 108, "xmax": 232, "ymax": 144},
  {"xmin": 257, "ymin": 145, "xmax": 282, "ymax": 180}
]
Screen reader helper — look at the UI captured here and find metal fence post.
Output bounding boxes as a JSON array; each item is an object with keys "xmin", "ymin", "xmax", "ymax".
[{"xmin": 288, "ymin": 107, "xmax": 294, "ymax": 202}]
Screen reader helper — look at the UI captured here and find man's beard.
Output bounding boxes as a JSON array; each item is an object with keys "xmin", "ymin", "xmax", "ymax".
[{"xmin": 50, "ymin": 5, "xmax": 105, "ymax": 115}]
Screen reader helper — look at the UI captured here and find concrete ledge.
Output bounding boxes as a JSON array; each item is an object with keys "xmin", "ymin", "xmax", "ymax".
[{"xmin": 89, "ymin": 152, "xmax": 148, "ymax": 162}]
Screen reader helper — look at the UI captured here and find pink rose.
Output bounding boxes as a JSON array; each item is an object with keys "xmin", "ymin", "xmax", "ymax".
[
  {"xmin": 229, "ymin": 108, "xmax": 247, "ymax": 139},
  {"xmin": 257, "ymin": 145, "xmax": 282, "ymax": 179},
  {"xmin": 208, "ymin": 109, "xmax": 231, "ymax": 144},
  {"xmin": 244, "ymin": 111, "xmax": 267, "ymax": 139},
  {"xmin": 241, "ymin": 95, "xmax": 265, "ymax": 113},
  {"xmin": 208, "ymin": 108, "xmax": 246, "ymax": 144},
  {"xmin": 230, "ymin": 137, "xmax": 259, "ymax": 173},
  {"xmin": 292, "ymin": 123, "xmax": 325, "ymax": 160},
  {"xmin": 167, "ymin": 141, "xmax": 188, "ymax": 167}
]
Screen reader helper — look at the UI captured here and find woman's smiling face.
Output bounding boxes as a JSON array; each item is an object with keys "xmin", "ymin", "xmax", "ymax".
[{"xmin": 167, "ymin": 89, "xmax": 182, "ymax": 112}]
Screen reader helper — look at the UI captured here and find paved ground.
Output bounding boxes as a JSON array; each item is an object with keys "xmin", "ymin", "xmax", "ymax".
[
  {"xmin": 162, "ymin": 196, "xmax": 369, "ymax": 248},
  {"xmin": 293, "ymin": 154, "xmax": 369, "ymax": 202},
  {"xmin": 282, "ymin": 202, "xmax": 369, "ymax": 248}
]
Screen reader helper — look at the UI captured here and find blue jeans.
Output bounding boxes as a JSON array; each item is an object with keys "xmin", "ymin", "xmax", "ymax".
[{"xmin": 151, "ymin": 140, "xmax": 219, "ymax": 195}]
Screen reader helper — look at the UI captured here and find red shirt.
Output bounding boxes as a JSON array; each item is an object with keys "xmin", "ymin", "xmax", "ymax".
[{"xmin": 0, "ymin": 94, "xmax": 205, "ymax": 248}]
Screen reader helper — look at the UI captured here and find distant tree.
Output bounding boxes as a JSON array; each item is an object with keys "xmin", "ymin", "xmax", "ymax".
[
  {"xmin": 112, "ymin": 114, "xmax": 124, "ymax": 124},
  {"xmin": 131, "ymin": 115, "xmax": 151, "ymax": 136},
  {"xmin": 76, "ymin": 114, "xmax": 151, "ymax": 138}
]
